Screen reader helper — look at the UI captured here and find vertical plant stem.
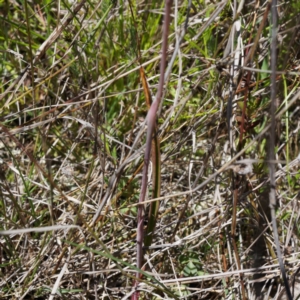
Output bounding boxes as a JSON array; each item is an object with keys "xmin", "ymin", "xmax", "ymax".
[
  {"xmin": 231, "ymin": 186, "xmax": 246, "ymax": 300},
  {"xmin": 269, "ymin": 1, "xmax": 292, "ymax": 299},
  {"xmin": 140, "ymin": 67, "xmax": 161, "ymax": 248},
  {"xmin": 132, "ymin": 0, "xmax": 173, "ymax": 298}
]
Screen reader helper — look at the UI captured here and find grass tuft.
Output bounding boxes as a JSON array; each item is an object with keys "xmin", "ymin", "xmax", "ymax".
[{"xmin": 0, "ymin": 0, "xmax": 300, "ymax": 299}]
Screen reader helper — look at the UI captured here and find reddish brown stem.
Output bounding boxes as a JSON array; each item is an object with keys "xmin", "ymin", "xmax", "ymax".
[{"xmin": 132, "ymin": 0, "xmax": 173, "ymax": 298}]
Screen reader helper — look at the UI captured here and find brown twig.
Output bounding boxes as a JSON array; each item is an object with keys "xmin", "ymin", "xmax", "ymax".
[{"xmin": 269, "ymin": 1, "xmax": 292, "ymax": 299}]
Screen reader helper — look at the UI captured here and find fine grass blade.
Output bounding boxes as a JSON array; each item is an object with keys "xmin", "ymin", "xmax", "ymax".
[{"xmin": 140, "ymin": 66, "xmax": 161, "ymax": 247}]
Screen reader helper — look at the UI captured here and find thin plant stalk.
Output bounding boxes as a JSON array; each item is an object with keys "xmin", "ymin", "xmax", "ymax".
[
  {"xmin": 269, "ymin": 0, "xmax": 292, "ymax": 299},
  {"xmin": 132, "ymin": 0, "xmax": 173, "ymax": 298}
]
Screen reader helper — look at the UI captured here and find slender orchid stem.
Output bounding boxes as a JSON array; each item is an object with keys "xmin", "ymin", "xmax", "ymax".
[{"xmin": 132, "ymin": 0, "xmax": 173, "ymax": 298}]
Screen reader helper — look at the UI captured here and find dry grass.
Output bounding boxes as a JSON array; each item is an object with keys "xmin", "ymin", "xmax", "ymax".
[{"xmin": 0, "ymin": 0, "xmax": 300, "ymax": 299}]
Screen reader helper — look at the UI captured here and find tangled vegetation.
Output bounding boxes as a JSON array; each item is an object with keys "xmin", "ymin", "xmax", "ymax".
[{"xmin": 0, "ymin": 0, "xmax": 300, "ymax": 299}]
